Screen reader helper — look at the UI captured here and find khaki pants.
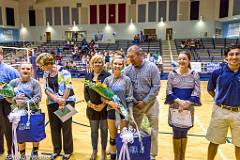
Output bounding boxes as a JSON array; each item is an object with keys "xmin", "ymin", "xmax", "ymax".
[
  {"xmin": 206, "ymin": 104, "xmax": 240, "ymax": 147},
  {"xmin": 133, "ymin": 99, "xmax": 160, "ymax": 157}
]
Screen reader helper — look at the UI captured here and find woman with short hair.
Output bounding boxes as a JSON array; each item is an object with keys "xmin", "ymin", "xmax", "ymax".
[{"xmin": 36, "ymin": 53, "xmax": 75, "ymax": 160}]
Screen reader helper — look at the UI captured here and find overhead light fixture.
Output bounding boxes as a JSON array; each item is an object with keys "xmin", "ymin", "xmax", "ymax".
[
  {"xmin": 158, "ymin": 17, "xmax": 165, "ymax": 27},
  {"xmin": 72, "ymin": 20, "xmax": 79, "ymax": 31},
  {"xmin": 46, "ymin": 21, "xmax": 53, "ymax": 32},
  {"xmin": 128, "ymin": 18, "xmax": 136, "ymax": 33}
]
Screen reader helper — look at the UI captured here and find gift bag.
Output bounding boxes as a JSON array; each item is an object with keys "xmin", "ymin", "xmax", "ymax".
[
  {"xmin": 116, "ymin": 131, "xmax": 151, "ymax": 160},
  {"xmin": 17, "ymin": 113, "xmax": 46, "ymax": 143}
]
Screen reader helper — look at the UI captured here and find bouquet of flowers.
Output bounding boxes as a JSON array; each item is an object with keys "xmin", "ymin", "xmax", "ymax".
[
  {"xmin": 0, "ymin": 82, "xmax": 15, "ymax": 98},
  {"xmin": 84, "ymin": 80, "xmax": 129, "ymax": 119}
]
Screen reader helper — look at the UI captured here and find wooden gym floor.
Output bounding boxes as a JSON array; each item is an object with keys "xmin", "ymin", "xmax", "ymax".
[{"xmin": 0, "ymin": 79, "xmax": 236, "ymax": 160}]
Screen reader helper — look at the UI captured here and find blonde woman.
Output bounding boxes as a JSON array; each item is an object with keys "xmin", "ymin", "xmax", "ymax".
[{"xmin": 84, "ymin": 55, "xmax": 110, "ymax": 160}]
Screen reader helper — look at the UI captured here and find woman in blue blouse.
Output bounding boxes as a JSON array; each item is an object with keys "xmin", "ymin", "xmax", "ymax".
[
  {"xmin": 84, "ymin": 55, "xmax": 110, "ymax": 160},
  {"xmin": 165, "ymin": 51, "xmax": 201, "ymax": 160},
  {"xmin": 103, "ymin": 54, "xmax": 133, "ymax": 160}
]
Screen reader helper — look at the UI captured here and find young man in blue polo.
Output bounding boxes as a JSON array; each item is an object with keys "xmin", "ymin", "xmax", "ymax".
[{"xmin": 206, "ymin": 45, "xmax": 240, "ymax": 160}]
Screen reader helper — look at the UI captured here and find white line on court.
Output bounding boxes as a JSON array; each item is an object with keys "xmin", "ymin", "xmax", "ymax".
[{"xmin": 194, "ymin": 116, "xmax": 227, "ymax": 160}]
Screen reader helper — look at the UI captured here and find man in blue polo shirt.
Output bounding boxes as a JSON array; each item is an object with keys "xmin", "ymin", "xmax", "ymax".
[
  {"xmin": 0, "ymin": 47, "xmax": 19, "ymax": 160},
  {"xmin": 206, "ymin": 45, "xmax": 240, "ymax": 160}
]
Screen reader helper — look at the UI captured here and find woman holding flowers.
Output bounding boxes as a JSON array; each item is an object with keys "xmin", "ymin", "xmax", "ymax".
[
  {"xmin": 103, "ymin": 54, "xmax": 133, "ymax": 160},
  {"xmin": 84, "ymin": 54, "xmax": 110, "ymax": 160}
]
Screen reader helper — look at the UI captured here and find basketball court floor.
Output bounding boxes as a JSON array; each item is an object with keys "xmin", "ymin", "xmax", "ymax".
[{"xmin": 0, "ymin": 79, "xmax": 235, "ymax": 160}]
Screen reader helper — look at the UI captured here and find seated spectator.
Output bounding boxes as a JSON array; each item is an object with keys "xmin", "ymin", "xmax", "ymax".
[
  {"xmin": 89, "ymin": 40, "xmax": 95, "ymax": 51},
  {"xmin": 140, "ymin": 31, "xmax": 144, "ymax": 42},
  {"xmin": 132, "ymin": 34, "xmax": 140, "ymax": 45},
  {"xmin": 181, "ymin": 40, "xmax": 186, "ymax": 49},
  {"xmin": 70, "ymin": 60, "xmax": 76, "ymax": 68}
]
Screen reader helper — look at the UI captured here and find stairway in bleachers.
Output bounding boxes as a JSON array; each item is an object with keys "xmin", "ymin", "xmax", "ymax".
[{"xmin": 161, "ymin": 40, "xmax": 178, "ymax": 72}]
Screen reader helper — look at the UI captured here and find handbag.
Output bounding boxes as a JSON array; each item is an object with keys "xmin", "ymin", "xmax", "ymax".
[{"xmin": 169, "ymin": 108, "xmax": 192, "ymax": 128}]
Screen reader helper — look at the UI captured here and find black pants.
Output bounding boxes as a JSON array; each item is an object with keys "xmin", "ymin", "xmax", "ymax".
[
  {"xmin": 47, "ymin": 102, "xmax": 75, "ymax": 154},
  {"xmin": 0, "ymin": 99, "xmax": 13, "ymax": 154},
  {"xmin": 0, "ymin": 108, "xmax": 4, "ymax": 154}
]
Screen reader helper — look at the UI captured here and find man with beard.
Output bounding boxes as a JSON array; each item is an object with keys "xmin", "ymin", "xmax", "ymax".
[{"xmin": 0, "ymin": 47, "xmax": 19, "ymax": 160}]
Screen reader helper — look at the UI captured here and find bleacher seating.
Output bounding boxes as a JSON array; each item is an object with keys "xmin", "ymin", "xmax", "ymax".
[{"xmin": 175, "ymin": 38, "xmax": 239, "ymax": 62}]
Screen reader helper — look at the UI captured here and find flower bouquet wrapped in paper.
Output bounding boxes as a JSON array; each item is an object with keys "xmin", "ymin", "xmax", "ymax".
[
  {"xmin": 84, "ymin": 80, "xmax": 128, "ymax": 118},
  {"xmin": 0, "ymin": 82, "xmax": 16, "ymax": 98}
]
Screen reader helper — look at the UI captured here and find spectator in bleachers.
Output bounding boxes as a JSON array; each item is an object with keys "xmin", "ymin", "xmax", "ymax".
[
  {"xmin": 104, "ymin": 52, "xmax": 110, "ymax": 71},
  {"xmin": 89, "ymin": 40, "xmax": 95, "ymax": 52},
  {"xmin": 181, "ymin": 40, "xmax": 186, "ymax": 49},
  {"xmin": 81, "ymin": 38, "xmax": 89, "ymax": 52},
  {"xmin": 156, "ymin": 54, "xmax": 163, "ymax": 75},
  {"xmin": 147, "ymin": 52, "xmax": 155, "ymax": 62},
  {"xmin": 132, "ymin": 34, "xmax": 140, "ymax": 45},
  {"xmin": 72, "ymin": 45, "xmax": 78, "ymax": 60},
  {"xmin": 140, "ymin": 31, "xmax": 144, "ymax": 42}
]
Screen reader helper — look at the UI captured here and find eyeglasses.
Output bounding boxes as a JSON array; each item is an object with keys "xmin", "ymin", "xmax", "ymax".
[
  {"xmin": 113, "ymin": 62, "xmax": 123, "ymax": 65},
  {"xmin": 94, "ymin": 61, "xmax": 102, "ymax": 64}
]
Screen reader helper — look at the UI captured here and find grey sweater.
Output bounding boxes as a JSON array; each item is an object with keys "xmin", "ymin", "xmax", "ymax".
[{"xmin": 9, "ymin": 78, "xmax": 42, "ymax": 111}]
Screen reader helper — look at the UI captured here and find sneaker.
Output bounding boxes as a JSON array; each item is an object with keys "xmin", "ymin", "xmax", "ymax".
[
  {"xmin": 50, "ymin": 153, "xmax": 60, "ymax": 160},
  {"xmin": 20, "ymin": 154, "xmax": 27, "ymax": 160},
  {"xmin": 5, "ymin": 154, "xmax": 13, "ymax": 160},
  {"xmin": 30, "ymin": 150, "xmax": 38, "ymax": 160},
  {"xmin": 150, "ymin": 155, "xmax": 156, "ymax": 160},
  {"xmin": 62, "ymin": 154, "xmax": 71, "ymax": 160}
]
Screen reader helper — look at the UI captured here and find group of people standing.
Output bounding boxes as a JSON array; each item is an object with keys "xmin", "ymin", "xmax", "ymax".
[{"xmin": 0, "ymin": 44, "xmax": 239, "ymax": 160}]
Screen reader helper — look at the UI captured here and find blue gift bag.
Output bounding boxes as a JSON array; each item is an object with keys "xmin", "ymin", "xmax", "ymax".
[
  {"xmin": 116, "ymin": 131, "xmax": 151, "ymax": 160},
  {"xmin": 17, "ymin": 113, "xmax": 46, "ymax": 143}
]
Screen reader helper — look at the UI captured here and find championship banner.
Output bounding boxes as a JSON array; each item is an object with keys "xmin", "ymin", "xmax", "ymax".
[{"xmin": 206, "ymin": 62, "xmax": 221, "ymax": 73}]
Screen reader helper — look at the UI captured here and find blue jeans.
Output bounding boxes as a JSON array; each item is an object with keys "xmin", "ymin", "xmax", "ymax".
[{"xmin": 89, "ymin": 120, "xmax": 108, "ymax": 150}]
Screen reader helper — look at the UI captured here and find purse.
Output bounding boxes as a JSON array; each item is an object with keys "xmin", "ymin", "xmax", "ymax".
[{"xmin": 169, "ymin": 108, "xmax": 192, "ymax": 128}]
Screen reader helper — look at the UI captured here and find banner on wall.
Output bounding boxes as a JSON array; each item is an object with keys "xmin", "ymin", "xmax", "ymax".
[
  {"xmin": 206, "ymin": 62, "xmax": 221, "ymax": 73},
  {"xmin": 190, "ymin": 62, "xmax": 202, "ymax": 72},
  {"xmin": 0, "ymin": 28, "xmax": 19, "ymax": 42},
  {"xmin": 3, "ymin": 29, "xmax": 14, "ymax": 41}
]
